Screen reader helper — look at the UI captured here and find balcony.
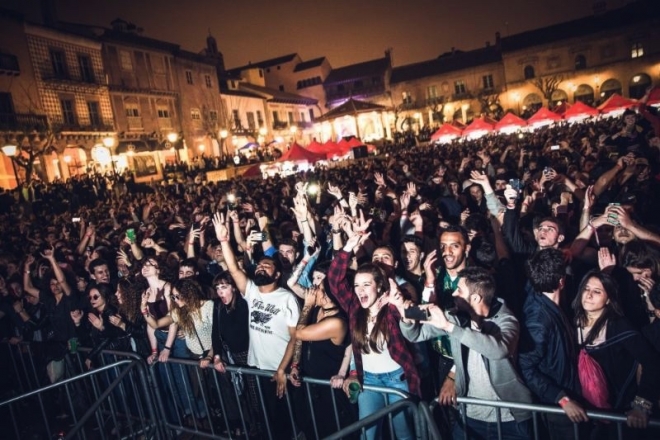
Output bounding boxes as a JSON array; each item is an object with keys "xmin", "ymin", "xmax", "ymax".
[
  {"xmin": 451, "ymin": 92, "xmax": 473, "ymax": 101},
  {"xmin": 0, "ymin": 113, "xmax": 48, "ymax": 132},
  {"xmin": 232, "ymin": 127, "xmax": 255, "ymax": 136},
  {"xmin": 272, "ymin": 121, "xmax": 288, "ymax": 130}
]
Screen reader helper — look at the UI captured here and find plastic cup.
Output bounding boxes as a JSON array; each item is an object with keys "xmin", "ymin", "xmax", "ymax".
[
  {"xmin": 69, "ymin": 337, "xmax": 78, "ymax": 354},
  {"xmin": 348, "ymin": 382, "xmax": 361, "ymax": 404}
]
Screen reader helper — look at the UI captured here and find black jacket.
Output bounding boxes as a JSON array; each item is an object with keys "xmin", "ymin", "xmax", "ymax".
[{"xmin": 518, "ymin": 285, "xmax": 581, "ymax": 404}]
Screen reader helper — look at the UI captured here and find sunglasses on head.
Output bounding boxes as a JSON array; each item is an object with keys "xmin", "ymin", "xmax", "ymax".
[{"xmin": 89, "ymin": 294, "xmax": 100, "ymax": 301}]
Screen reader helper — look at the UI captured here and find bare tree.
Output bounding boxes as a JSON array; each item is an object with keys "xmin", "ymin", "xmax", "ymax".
[
  {"xmin": 477, "ymin": 91, "xmax": 503, "ymax": 119},
  {"xmin": 530, "ymin": 75, "xmax": 563, "ymax": 105}
]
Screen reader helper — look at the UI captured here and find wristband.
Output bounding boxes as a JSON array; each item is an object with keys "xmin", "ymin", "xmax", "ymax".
[
  {"xmin": 424, "ymin": 283, "xmax": 434, "ymax": 289},
  {"xmin": 445, "ymin": 375, "xmax": 455, "ymax": 382},
  {"xmin": 163, "ymin": 345, "xmax": 172, "ymax": 351},
  {"xmin": 349, "ymin": 370, "xmax": 358, "ymax": 377},
  {"xmin": 301, "ymin": 220, "xmax": 308, "ymax": 223},
  {"xmin": 151, "ymin": 348, "xmax": 158, "ymax": 354},
  {"xmin": 291, "ymin": 362, "xmax": 299, "ymax": 370},
  {"xmin": 331, "ymin": 229, "xmax": 341, "ymax": 234},
  {"xmin": 558, "ymin": 396, "xmax": 570, "ymax": 408}
]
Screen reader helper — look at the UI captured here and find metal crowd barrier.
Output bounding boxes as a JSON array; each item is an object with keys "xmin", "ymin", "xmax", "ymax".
[
  {"xmin": 0, "ymin": 356, "xmax": 162, "ymax": 440},
  {"xmin": 430, "ymin": 396, "xmax": 660, "ymax": 440}
]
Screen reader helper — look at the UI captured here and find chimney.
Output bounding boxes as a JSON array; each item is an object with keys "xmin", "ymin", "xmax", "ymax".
[
  {"xmin": 41, "ymin": 0, "xmax": 58, "ymax": 27},
  {"xmin": 385, "ymin": 48, "xmax": 393, "ymax": 66}
]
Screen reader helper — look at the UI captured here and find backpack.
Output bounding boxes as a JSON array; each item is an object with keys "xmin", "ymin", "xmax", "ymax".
[{"xmin": 578, "ymin": 348, "xmax": 610, "ymax": 409}]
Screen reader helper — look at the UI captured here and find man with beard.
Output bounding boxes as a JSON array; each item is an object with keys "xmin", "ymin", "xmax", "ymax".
[
  {"xmin": 214, "ymin": 213, "xmax": 300, "ymax": 438},
  {"xmin": 397, "ymin": 267, "xmax": 533, "ymax": 440}
]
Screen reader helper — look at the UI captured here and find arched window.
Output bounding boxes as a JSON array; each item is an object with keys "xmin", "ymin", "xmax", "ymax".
[
  {"xmin": 523, "ymin": 65, "xmax": 535, "ymax": 80},
  {"xmin": 574, "ymin": 84, "xmax": 595, "ymax": 105},
  {"xmin": 600, "ymin": 78, "xmax": 622, "ymax": 101},
  {"xmin": 574, "ymin": 54, "xmax": 586, "ymax": 70},
  {"xmin": 629, "ymin": 73, "xmax": 652, "ymax": 99}
]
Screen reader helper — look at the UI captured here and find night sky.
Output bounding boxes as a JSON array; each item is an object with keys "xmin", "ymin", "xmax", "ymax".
[{"xmin": 8, "ymin": 0, "xmax": 631, "ymax": 69}]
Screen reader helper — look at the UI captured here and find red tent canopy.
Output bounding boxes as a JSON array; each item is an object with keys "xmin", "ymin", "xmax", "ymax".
[
  {"xmin": 647, "ymin": 87, "xmax": 660, "ymax": 105},
  {"xmin": 462, "ymin": 117, "xmax": 494, "ymax": 136},
  {"xmin": 563, "ymin": 101, "xmax": 599, "ymax": 119},
  {"xmin": 495, "ymin": 113, "xmax": 527, "ymax": 131},
  {"xmin": 597, "ymin": 93, "xmax": 637, "ymax": 113},
  {"xmin": 241, "ymin": 164, "xmax": 263, "ymax": 178},
  {"xmin": 278, "ymin": 143, "xmax": 326, "ymax": 163},
  {"xmin": 431, "ymin": 123, "xmax": 463, "ymax": 140},
  {"xmin": 306, "ymin": 140, "xmax": 325, "ymax": 153},
  {"xmin": 553, "ymin": 102, "xmax": 570, "ymax": 116},
  {"xmin": 346, "ymin": 137, "xmax": 364, "ymax": 148},
  {"xmin": 527, "ymin": 107, "xmax": 562, "ymax": 125}
]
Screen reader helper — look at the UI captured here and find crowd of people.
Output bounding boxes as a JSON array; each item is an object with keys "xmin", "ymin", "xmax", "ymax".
[{"xmin": 2, "ymin": 88, "xmax": 660, "ymax": 440}]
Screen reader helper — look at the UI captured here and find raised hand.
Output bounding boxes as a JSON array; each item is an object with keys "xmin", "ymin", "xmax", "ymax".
[
  {"xmin": 598, "ymin": 247, "xmax": 616, "ymax": 272},
  {"xmin": 327, "ymin": 183, "xmax": 343, "ymax": 200},
  {"xmin": 88, "ymin": 313, "xmax": 104, "ymax": 331},
  {"xmin": 374, "ymin": 172, "xmax": 386, "ymax": 187},
  {"xmin": 406, "ymin": 182, "xmax": 418, "ymax": 198},
  {"xmin": 213, "ymin": 212, "xmax": 229, "ymax": 241},
  {"xmin": 70, "ymin": 309, "xmax": 84, "ymax": 325}
]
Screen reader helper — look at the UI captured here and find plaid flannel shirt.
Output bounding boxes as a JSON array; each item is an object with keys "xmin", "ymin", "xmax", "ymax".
[{"xmin": 328, "ymin": 250, "xmax": 421, "ymax": 397}]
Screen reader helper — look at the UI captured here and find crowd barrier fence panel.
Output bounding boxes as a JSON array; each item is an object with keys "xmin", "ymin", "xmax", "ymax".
[
  {"xmin": 430, "ymin": 396, "xmax": 660, "ymax": 440},
  {"xmin": 0, "ymin": 357, "xmax": 162, "ymax": 440}
]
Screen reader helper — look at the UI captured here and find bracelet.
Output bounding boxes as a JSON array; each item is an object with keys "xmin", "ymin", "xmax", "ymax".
[
  {"xmin": 291, "ymin": 362, "xmax": 299, "ymax": 370},
  {"xmin": 301, "ymin": 260, "xmax": 309, "ymax": 266},
  {"xmin": 445, "ymin": 375, "xmax": 455, "ymax": 382},
  {"xmin": 558, "ymin": 396, "xmax": 571, "ymax": 408},
  {"xmin": 163, "ymin": 345, "xmax": 172, "ymax": 351},
  {"xmin": 632, "ymin": 397, "xmax": 653, "ymax": 413},
  {"xmin": 424, "ymin": 284, "xmax": 434, "ymax": 289},
  {"xmin": 300, "ymin": 219, "xmax": 308, "ymax": 223},
  {"xmin": 587, "ymin": 220, "xmax": 596, "ymax": 230},
  {"xmin": 220, "ymin": 238, "xmax": 229, "ymax": 242},
  {"xmin": 151, "ymin": 348, "xmax": 158, "ymax": 354},
  {"xmin": 331, "ymin": 229, "xmax": 341, "ymax": 234},
  {"xmin": 349, "ymin": 369, "xmax": 358, "ymax": 377}
]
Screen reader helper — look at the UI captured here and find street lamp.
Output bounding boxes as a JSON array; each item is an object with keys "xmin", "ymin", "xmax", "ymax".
[
  {"xmin": 1, "ymin": 143, "xmax": 20, "ymax": 185},
  {"xmin": 290, "ymin": 124, "xmax": 298, "ymax": 142},
  {"xmin": 167, "ymin": 132, "xmax": 180, "ymax": 163},
  {"xmin": 219, "ymin": 129, "xmax": 229, "ymax": 162},
  {"xmin": 102, "ymin": 136, "xmax": 117, "ymax": 174}
]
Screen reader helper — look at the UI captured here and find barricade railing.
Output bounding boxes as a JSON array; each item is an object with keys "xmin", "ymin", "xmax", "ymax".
[
  {"xmin": 430, "ymin": 397, "xmax": 660, "ymax": 440},
  {"xmin": 0, "ymin": 357, "xmax": 162, "ymax": 440},
  {"xmin": 1, "ymin": 340, "xmax": 47, "ymax": 396}
]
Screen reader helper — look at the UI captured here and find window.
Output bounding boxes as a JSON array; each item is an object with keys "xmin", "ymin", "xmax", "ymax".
[
  {"xmin": 60, "ymin": 99, "xmax": 76, "ymax": 125},
  {"xmin": 257, "ymin": 110, "xmax": 264, "ymax": 127},
  {"xmin": 205, "ymin": 74, "xmax": 212, "ymax": 88},
  {"xmin": 309, "ymin": 109, "xmax": 314, "ymax": 122},
  {"xmin": 185, "ymin": 70, "xmax": 193, "ymax": 85},
  {"xmin": 300, "ymin": 112, "xmax": 305, "ymax": 122},
  {"xmin": 125, "ymin": 105, "xmax": 140, "ymax": 117},
  {"xmin": 259, "ymin": 69, "xmax": 263, "ymax": 78},
  {"xmin": 482, "ymin": 75, "xmax": 494, "ymax": 90},
  {"xmin": 427, "ymin": 85, "xmax": 438, "ymax": 99},
  {"xmin": 523, "ymin": 65, "xmax": 535, "ymax": 79},
  {"xmin": 402, "ymin": 91, "xmax": 412, "ymax": 105},
  {"xmin": 191, "ymin": 108, "xmax": 201, "ymax": 120},
  {"xmin": 50, "ymin": 49, "xmax": 67, "ymax": 78},
  {"xmin": 232, "ymin": 110, "xmax": 241, "ymax": 128},
  {"xmin": 119, "ymin": 50, "xmax": 133, "ymax": 71},
  {"xmin": 87, "ymin": 101, "xmax": 101, "ymax": 126},
  {"xmin": 288, "ymin": 112, "xmax": 294, "ymax": 124},
  {"xmin": 78, "ymin": 55, "xmax": 94, "ymax": 83},
  {"xmin": 272, "ymin": 111, "xmax": 280, "ymax": 123},
  {"xmin": 247, "ymin": 112, "xmax": 255, "ymax": 130},
  {"xmin": 574, "ymin": 54, "xmax": 586, "ymax": 70},
  {"xmin": 454, "ymin": 80, "xmax": 466, "ymax": 95},
  {"xmin": 631, "ymin": 43, "xmax": 644, "ymax": 59},
  {"xmin": 157, "ymin": 108, "xmax": 170, "ymax": 118},
  {"xmin": 209, "ymin": 110, "xmax": 218, "ymax": 121}
]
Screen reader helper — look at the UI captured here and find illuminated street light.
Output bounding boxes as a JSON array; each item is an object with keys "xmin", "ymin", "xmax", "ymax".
[
  {"xmin": 167, "ymin": 132, "xmax": 179, "ymax": 143},
  {"xmin": 1, "ymin": 143, "xmax": 20, "ymax": 185}
]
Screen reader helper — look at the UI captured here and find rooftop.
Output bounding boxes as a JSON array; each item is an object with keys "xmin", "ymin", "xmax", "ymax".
[{"xmin": 294, "ymin": 57, "xmax": 326, "ymax": 72}]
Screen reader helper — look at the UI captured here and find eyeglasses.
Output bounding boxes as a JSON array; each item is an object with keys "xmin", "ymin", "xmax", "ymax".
[
  {"xmin": 170, "ymin": 294, "xmax": 182, "ymax": 301},
  {"xmin": 89, "ymin": 294, "xmax": 100, "ymax": 301}
]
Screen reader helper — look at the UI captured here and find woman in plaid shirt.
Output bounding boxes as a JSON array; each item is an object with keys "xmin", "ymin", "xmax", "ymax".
[{"xmin": 328, "ymin": 228, "xmax": 420, "ymax": 440}]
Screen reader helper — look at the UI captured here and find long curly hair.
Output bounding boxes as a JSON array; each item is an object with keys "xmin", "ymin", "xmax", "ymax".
[
  {"xmin": 351, "ymin": 263, "xmax": 390, "ymax": 354},
  {"xmin": 117, "ymin": 277, "xmax": 147, "ymax": 324},
  {"xmin": 170, "ymin": 278, "xmax": 206, "ymax": 337}
]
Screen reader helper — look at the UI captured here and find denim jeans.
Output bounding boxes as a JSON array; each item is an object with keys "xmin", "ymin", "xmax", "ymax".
[
  {"xmin": 358, "ymin": 367, "xmax": 414, "ymax": 440},
  {"xmin": 155, "ymin": 330, "xmax": 206, "ymax": 421},
  {"xmin": 452, "ymin": 416, "xmax": 531, "ymax": 440}
]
